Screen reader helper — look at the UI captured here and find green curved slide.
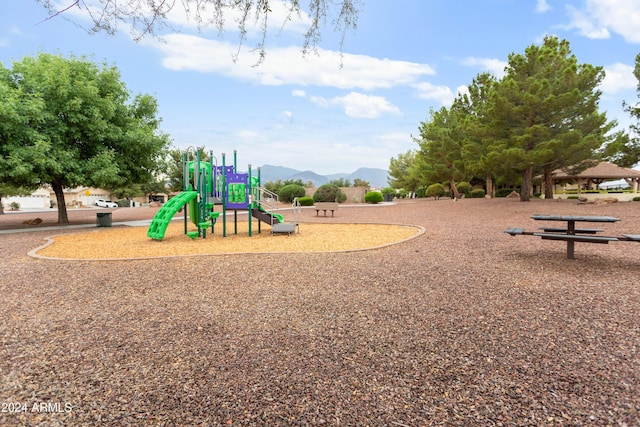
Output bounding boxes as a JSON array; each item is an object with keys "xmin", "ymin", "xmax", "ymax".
[{"xmin": 147, "ymin": 191, "xmax": 198, "ymax": 240}]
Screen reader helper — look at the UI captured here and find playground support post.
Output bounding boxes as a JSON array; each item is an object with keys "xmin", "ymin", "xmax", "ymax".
[
  {"xmin": 183, "ymin": 151, "xmax": 188, "ymax": 236},
  {"xmin": 222, "ymin": 152, "xmax": 227, "ymax": 237},
  {"xmin": 248, "ymin": 164, "xmax": 252, "ymax": 237},
  {"xmin": 232, "ymin": 149, "xmax": 238, "ymax": 235},
  {"xmin": 209, "ymin": 150, "xmax": 214, "ymax": 199},
  {"xmin": 256, "ymin": 166, "xmax": 261, "ymax": 234}
]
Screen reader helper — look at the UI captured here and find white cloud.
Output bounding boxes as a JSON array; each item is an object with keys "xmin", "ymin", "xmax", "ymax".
[
  {"xmin": 52, "ymin": 0, "xmax": 311, "ymax": 39},
  {"xmin": 338, "ymin": 92, "xmax": 401, "ymax": 118},
  {"xmin": 164, "ymin": 0, "xmax": 312, "ymax": 36},
  {"xmin": 9, "ymin": 25, "xmax": 22, "ymax": 36},
  {"xmin": 309, "ymin": 95, "xmax": 330, "ymax": 108},
  {"xmin": 455, "ymin": 85, "xmax": 470, "ymax": 100},
  {"xmin": 601, "ymin": 62, "xmax": 636, "ymax": 94},
  {"xmin": 563, "ymin": 0, "xmax": 640, "ymax": 43},
  {"xmin": 236, "ymin": 130, "xmax": 260, "ymax": 140},
  {"xmin": 0, "ymin": 25, "xmax": 24, "ymax": 47},
  {"xmin": 461, "ymin": 57, "xmax": 508, "ymax": 78},
  {"xmin": 292, "ymin": 89, "xmax": 306, "ymax": 97},
  {"xmin": 564, "ymin": 5, "xmax": 610, "ymax": 39},
  {"xmin": 144, "ymin": 34, "xmax": 435, "ymax": 91},
  {"xmin": 412, "ymin": 82, "xmax": 455, "ymax": 106},
  {"xmin": 310, "ymin": 92, "xmax": 400, "ymax": 118},
  {"xmin": 373, "ymin": 132, "xmax": 415, "ymax": 151},
  {"xmin": 536, "ymin": 0, "xmax": 551, "ymax": 13},
  {"xmin": 282, "ymin": 110, "xmax": 293, "ymax": 120},
  {"xmin": 582, "ymin": 0, "xmax": 640, "ymax": 43}
]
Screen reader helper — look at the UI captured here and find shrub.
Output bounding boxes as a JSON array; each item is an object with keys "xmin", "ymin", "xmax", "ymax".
[
  {"xmin": 381, "ymin": 187, "xmax": 395, "ymax": 195},
  {"xmin": 495, "ymin": 188, "xmax": 518, "ymax": 198},
  {"xmin": 381, "ymin": 187, "xmax": 396, "ymax": 201},
  {"xmin": 456, "ymin": 182, "xmax": 472, "ymax": 198},
  {"xmin": 313, "ymin": 184, "xmax": 346, "ymax": 203},
  {"xmin": 10, "ymin": 202, "xmax": 20, "ymax": 211},
  {"xmin": 470, "ymin": 188, "xmax": 486, "ymax": 198},
  {"xmin": 279, "ymin": 184, "xmax": 306, "ymax": 203},
  {"xmin": 425, "ymin": 183, "xmax": 446, "ymax": 199},
  {"xmin": 633, "ymin": 196, "xmax": 640, "ymax": 202},
  {"xmin": 297, "ymin": 196, "xmax": 314, "ymax": 206},
  {"xmin": 364, "ymin": 191, "xmax": 383, "ymax": 204}
]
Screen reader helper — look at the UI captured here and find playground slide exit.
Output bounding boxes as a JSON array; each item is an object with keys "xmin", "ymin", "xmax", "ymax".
[{"xmin": 147, "ymin": 191, "xmax": 198, "ymax": 240}]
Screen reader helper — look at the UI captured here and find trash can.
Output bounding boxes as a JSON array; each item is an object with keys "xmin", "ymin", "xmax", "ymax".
[{"xmin": 96, "ymin": 212, "xmax": 112, "ymax": 227}]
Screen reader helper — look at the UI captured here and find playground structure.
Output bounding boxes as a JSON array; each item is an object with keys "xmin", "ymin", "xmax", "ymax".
[{"xmin": 147, "ymin": 149, "xmax": 300, "ymax": 240}]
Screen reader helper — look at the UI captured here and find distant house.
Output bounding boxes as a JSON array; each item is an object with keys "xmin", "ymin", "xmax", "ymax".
[
  {"xmin": 51, "ymin": 187, "xmax": 113, "ymax": 207},
  {"xmin": 2, "ymin": 187, "xmax": 112, "ymax": 210},
  {"xmin": 2, "ymin": 185, "xmax": 171, "ymax": 210},
  {"xmin": 3, "ymin": 187, "xmax": 51, "ymax": 209}
]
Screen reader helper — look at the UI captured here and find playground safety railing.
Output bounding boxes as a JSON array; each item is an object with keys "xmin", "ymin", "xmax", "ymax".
[
  {"xmin": 257, "ymin": 187, "xmax": 280, "ymax": 226},
  {"xmin": 291, "ymin": 198, "xmax": 302, "ymax": 232}
]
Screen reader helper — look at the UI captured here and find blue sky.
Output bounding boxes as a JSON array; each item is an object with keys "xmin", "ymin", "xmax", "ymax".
[{"xmin": 1, "ymin": 1, "xmax": 639, "ymax": 174}]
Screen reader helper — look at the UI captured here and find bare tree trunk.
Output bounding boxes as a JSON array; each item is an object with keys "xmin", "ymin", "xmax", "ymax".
[
  {"xmin": 485, "ymin": 174, "xmax": 493, "ymax": 198},
  {"xmin": 52, "ymin": 180, "xmax": 69, "ymax": 224},
  {"xmin": 449, "ymin": 177, "xmax": 459, "ymax": 199},
  {"xmin": 544, "ymin": 165, "xmax": 554, "ymax": 199},
  {"xmin": 0, "ymin": 195, "xmax": 4, "ymax": 215},
  {"xmin": 520, "ymin": 167, "xmax": 532, "ymax": 202}
]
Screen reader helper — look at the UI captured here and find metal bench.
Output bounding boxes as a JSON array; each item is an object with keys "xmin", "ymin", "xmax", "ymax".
[{"xmin": 314, "ymin": 202, "xmax": 339, "ymax": 217}]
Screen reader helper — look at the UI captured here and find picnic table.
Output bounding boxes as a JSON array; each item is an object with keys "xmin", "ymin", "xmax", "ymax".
[
  {"xmin": 505, "ymin": 214, "xmax": 640, "ymax": 259},
  {"xmin": 531, "ymin": 215, "xmax": 619, "ymax": 259}
]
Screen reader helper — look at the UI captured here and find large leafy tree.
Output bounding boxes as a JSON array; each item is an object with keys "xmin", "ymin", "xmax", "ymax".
[
  {"xmin": 487, "ymin": 36, "xmax": 613, "ymax": 201},
  {"xmin": 0, "ymin": 53, "xmax": 170, "ymax": 223},
  {"xmin": 0, "ymin": 66, "xmax": 47, "ymax": 214},
  {"xmin": 37, "ymin": 0, "xmax": 361, "ymax": 62}
]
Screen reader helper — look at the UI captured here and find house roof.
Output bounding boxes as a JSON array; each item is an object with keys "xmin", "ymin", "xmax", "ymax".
[{"xmin": 552, "ymin": 162, "xmax": 640, "ymax": 180}]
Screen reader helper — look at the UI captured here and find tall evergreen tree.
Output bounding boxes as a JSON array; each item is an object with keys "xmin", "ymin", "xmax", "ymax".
[
  {"xmin": 388, "ymin": 150, "xmax": 420, "ymax": 193},
  {"xmin": 414, "ymin": 106, "xmax": 469, "ymax": 199},
  {"xmin": 456, "ymin": 73, "xmax": 499, "ymax": 197},
  {"xmin": 602, "ymin": 53, "xmax": 640, "ymax": 168},
  {"xmin": 487, "ymin": 36, "xmax": 613, "ymax": 201}
]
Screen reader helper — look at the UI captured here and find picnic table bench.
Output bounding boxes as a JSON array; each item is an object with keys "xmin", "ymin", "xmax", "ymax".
[
  {"xmin": 505, "ymin": 214, "xmax": 639, "ymax": 259},
  {"xmin": 314, "ymin": 202, "xmax": 339, "ymax": 217}
]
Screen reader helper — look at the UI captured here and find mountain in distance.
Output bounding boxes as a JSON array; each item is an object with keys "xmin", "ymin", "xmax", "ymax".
[
  {"xmin": 258, "ymin": 164, "xmax": 389, "ymax": 188},
  {"xmin": 327, "ymin": 167, "xmax": 390, "ymax": 188}
]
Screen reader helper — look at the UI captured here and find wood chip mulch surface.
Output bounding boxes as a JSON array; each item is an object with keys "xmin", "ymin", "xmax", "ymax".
[
  {"xmin": 0, "ymin": 198, "xmax": 638, "ymax": 426},
  {"xmin": 32, "ymin": 222, "xmax": 422, "ymax": 260}
]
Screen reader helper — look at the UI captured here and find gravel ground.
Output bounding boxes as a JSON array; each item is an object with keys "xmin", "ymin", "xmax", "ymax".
[{"xmin": 0, "ymin": 198, "xmax": 639, "ymax": 426}]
